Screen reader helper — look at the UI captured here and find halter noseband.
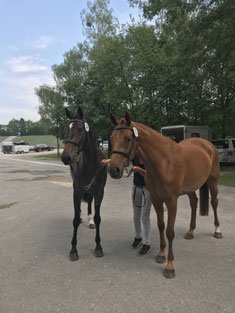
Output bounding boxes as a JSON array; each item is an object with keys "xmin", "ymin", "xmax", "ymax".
[
  {"xmin": 111, "ymin": 126, "xmax": 139, "ymax": 163},
  {"xmin": 65, "ymin": 119, "xmax": 88, "ymax": 155}
]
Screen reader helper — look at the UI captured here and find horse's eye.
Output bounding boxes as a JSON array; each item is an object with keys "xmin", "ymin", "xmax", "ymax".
[{"xmin": 125, "ymin": 137, "xmax": 131, "ymax": 143}]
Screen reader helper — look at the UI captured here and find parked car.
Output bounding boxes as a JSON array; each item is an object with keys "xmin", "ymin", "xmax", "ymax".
[
  {"xmin": 34, "ymin": 144, "xmax": 54, "ymax": 152},
  {"xmin": 99, "ymin": 140, "xmax": 109, "ymax": 150},
  {"xmin": 212, "ymin": 138, "xmax": 235, "ymax": 163}
]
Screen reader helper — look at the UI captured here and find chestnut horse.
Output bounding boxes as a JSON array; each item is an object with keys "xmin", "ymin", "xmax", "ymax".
[
  {"xmin": 108, "ymin": 112, "xmax": 222, "ymax": 278},
  {"xmin": 61, "ymin": 107, "xmax": 107, "ymax": 261}
]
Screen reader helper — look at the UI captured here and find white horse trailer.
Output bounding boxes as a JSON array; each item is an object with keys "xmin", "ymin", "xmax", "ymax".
[
  {"xmin": 161, "ymin": 125, "xmax": 211, "ymax": 143},
  {"xmin": 12, "ymin": 141, "xmax": 30, "ymax": 154},
  {"xmin": 1, "ymin": 141, "xmax": 13, "ymax": 154}
]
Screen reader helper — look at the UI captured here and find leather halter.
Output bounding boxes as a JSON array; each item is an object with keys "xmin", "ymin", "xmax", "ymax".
[
  {"xmin": 111, "ymin": 126, "xmax": 138, "ymax": 163},
  {"xmin": 64, "ymin": 119, "xmax": 88, "ymax": 155}
]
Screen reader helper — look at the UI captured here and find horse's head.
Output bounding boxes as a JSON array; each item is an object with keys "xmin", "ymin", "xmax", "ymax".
[
  {"xmin": 61, "ymin": 106, "xmax": 89, "ymax": 165},
  {"xmin": 108, "ymin": 111, "xmax": 138, "ymax": 179}
]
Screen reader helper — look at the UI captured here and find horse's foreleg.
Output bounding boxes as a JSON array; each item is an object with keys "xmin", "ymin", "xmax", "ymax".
[
  {"xmin": 94, "ymin": 190, "xmax": 104, "ymax": 257},
  {"xmin": 164, "ymin": 197, "xmax": 177, "ymax": 279},
  {"xmin": 185, "ymin": 192, "xmax": 198, "ymax": 239},
  {"xmin": 70, "ymin": 186, "xmax": 82, "ymax": 261},
  {"xmin": 153, "ymin": 200, "xmax": 166, "ymax": 264}
]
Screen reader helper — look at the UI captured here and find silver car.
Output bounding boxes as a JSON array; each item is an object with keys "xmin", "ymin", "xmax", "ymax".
[{"xmin": 212, "ymin": 138, "xmax": 235, "ymax": 163}]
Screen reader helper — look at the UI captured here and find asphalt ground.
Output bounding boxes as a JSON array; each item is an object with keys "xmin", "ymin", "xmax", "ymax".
[{"xmin": 0, "ymin": 153, "xmax": 235, "ymax": 313}]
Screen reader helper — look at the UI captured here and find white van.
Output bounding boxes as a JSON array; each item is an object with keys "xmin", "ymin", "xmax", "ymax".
[{"xmin": 212, "ymin": 139, "xmax": 235, "ymax": 163}]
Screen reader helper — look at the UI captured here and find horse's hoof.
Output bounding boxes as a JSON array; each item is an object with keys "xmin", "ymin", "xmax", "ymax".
[
  {"xmin": 184, "ymin": 233, "xmax": 194, "ymax": 240},
  {"xmin": 89, "ymin": 223, "xmax": 96, "ymax": 229},
  {"xmin": 155, "ymin": 255, "xmax": 166, "ymax": 264},
  {"xmin": 70, "ymin": 251, "xmax": 79, "ymax": 261},
  {"xmin": 94, "ymin": 249, "xmax": 104, "ymax": 258},
  {"xmin": 163, "ymin": 268, "xmax": 175, "ymax": 279},
  {"xmin": 214, "ymin": 232, "xmax": 223, "ymax": 239}
]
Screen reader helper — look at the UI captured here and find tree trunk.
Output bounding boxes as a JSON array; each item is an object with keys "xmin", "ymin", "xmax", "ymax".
[{"xmin": 56, "ymin": 131, "xmax": 60, "ymax": 157}]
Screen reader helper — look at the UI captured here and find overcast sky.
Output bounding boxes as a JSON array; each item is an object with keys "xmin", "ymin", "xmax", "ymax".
[{"xmin": 0, "ymin": 0, "xmax": 141, "ymax": 124}]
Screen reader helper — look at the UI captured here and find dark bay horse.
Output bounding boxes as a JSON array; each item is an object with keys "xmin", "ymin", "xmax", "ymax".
[
  {"xmin": 108, "ymin": 111, "xmax": 222, "ymax": 278},
  {"xmin": 61, "ymin": 106, "xmax": 107, "ymax": 261}
]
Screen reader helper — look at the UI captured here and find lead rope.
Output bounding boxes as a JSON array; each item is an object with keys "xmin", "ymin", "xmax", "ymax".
[{"xmin": 133, "ymin": 185, "xmax": 146, "ymax": 209}]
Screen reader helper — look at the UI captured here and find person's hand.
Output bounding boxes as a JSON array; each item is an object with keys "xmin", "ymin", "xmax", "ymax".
[
  {"xmin": 132, "ymin": 166, "xmax": 146, "ymax": 177},
  {"xmin": 101, "ymin": 158, "xmax": 111, "ymax": 164},
  {"xmin": 132, "ymin": 166, "xmax": 142, "ymax": 173}
]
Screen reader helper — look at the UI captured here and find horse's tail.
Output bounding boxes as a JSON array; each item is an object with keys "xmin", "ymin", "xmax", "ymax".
[{"xmin": 199, "ymin": 182, "xmax": 209, "ymax": 216}]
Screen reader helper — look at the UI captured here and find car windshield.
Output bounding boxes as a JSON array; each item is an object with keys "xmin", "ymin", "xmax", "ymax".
[{"xmin": 212, "ymin": 140, "xmax": 229, "ymax": 149}]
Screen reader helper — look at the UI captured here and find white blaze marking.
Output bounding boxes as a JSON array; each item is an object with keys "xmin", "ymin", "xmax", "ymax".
[{"xmin": 69, "ymin": 122, "xmax": 74, "ymax": 129}]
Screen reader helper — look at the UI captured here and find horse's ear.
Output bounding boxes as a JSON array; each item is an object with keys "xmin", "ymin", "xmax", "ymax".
[
  {"xmin": 125, "ymin": 111, "xmax": 131, "ymax": 126},
  {"xmin": 77, "ymin": 106, "xmax": 84, "ymax": 119},
  {"xmin": 110, "ymin": 112, "xmax": 118, "ymax": 126},
  {"xmin": 65, "ymin": 107, "xmax": 71, "ymax": 119}
]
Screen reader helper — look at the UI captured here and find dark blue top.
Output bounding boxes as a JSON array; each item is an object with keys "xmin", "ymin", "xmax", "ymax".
[{"xmin": 132, "ymin": 157, "xmax": 145, "ymax": 187}]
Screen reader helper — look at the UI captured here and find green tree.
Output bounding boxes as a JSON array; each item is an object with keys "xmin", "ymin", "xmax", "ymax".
[
  {"xmin": 35, "ymin": 85, "xmax": 65, "ymax": 155},
  {"xmin": 129, "ymin": 0, "xmax": 235, "ymax": 137},
  {"xmin": 7, "ymin": 119, "xmax": 20, "ymax": 136}
]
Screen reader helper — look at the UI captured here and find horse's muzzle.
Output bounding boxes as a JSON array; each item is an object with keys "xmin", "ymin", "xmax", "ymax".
[
  {"xmin": 61, "ymin": 154, "xmax": 72, "ymax": 165},
  {"xmin": 108, "ymin": 166, "xmax": 123, "ymax": 179}
]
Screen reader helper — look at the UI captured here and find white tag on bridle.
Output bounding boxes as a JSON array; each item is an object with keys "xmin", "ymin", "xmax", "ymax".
[
  {"xmin": 85, "ymin": 122, "xmax": 89, "ymax": 132},
  {"xmin": 133, "ymin": 127, "xmax": 138, "ymax": 137}
]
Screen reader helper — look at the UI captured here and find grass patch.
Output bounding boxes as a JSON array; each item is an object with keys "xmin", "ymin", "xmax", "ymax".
[
  {"xmin": 219, "ymin": 173, "xmax": 235, "ymax": 187},
  {"xmin": 0, "ymin": 136, "xmax": 7, "ymax": 143},
  {"xmin": 13, "ymin": 135, "xmax": 64, "ymax": 147},
  {"xmin": 218, "ymin": 164, "xmax": 235, "ymax": 187},
  {"xmin": 220, "ymin": 165, "xmax": 235, "ymax": 172}
]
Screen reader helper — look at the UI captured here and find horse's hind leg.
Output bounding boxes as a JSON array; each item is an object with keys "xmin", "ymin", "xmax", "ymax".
[
  {"xmin": 185, "ymin": 192, "xmax": 198, "ymax": 239},
  {"xmin": 87, "ymin": 198, "xmax": 95, "ymax": 229},
  {"xmin": 207, "ymin": 178, "xmax": 222, "ymax": 238}
]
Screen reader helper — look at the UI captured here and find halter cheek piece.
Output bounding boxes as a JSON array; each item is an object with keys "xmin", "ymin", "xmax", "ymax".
[
  {"xmin": 65, "ymin": 119, "xmax": 89, "ymax": 156},
  {"xmin": 111, "ymin": 126, "xmax": 139, "ymax": 164}
]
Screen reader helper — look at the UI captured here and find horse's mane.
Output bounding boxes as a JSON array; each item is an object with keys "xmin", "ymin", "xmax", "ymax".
[{"xmin": 133, "ymin": 121, "xmax": 176, "ymax": 145}]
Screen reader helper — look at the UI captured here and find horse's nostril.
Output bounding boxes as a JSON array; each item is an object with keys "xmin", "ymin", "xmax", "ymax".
[
  {"xmin": 109, "ymin": 166, "xmax": 122, "ymax": 179},
  {"xmin": 61, "ymin": 154, "xmax": 72, "ymax": 165},
  {"xmin": 115, "ymin": 167, "xmax": 120, "ymax": 175}
]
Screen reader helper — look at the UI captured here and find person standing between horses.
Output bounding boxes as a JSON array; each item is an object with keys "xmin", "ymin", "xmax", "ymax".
[
  {"xmin": 101, "ymin": 157, "xmax": 151, "ymax": 255},
  {"xmin": 131, "ymin": 157, "xmax": 152, "ymax": 255}
]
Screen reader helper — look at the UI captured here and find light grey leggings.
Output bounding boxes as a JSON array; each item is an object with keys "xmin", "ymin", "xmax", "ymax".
[{"xmin": 132, "ymin": 185, "xmax": 152, "ymax": 245}]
